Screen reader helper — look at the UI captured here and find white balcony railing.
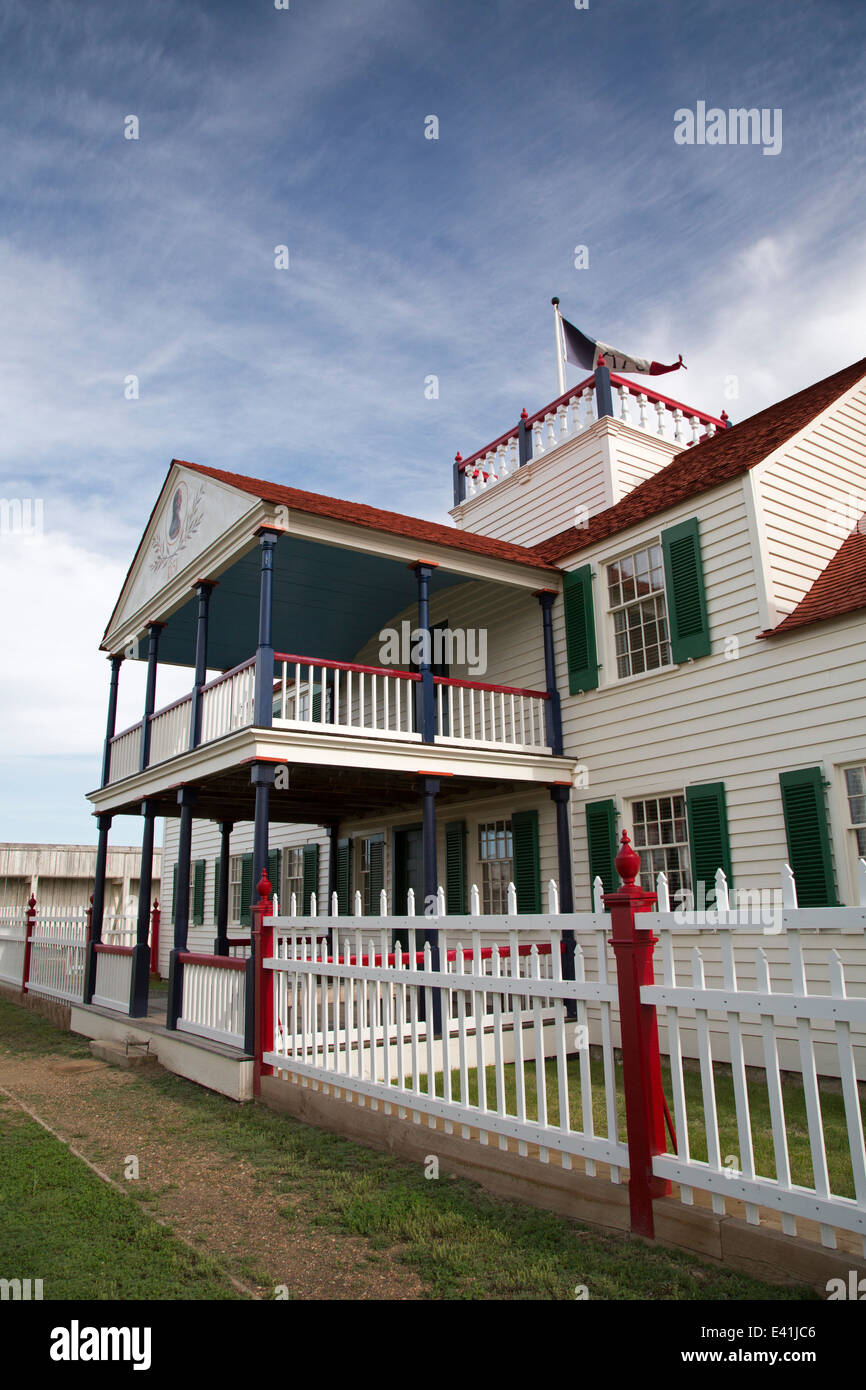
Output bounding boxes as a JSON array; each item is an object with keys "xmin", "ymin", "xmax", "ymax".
[
  {"xmin": 273, "ymin": 654, "xmax": 420, "ymax": 741},
  {"xmin": 107, "ymin": 721, "xmax": 143, "ymax": 783},
  {"xmin": 457, "ymin": 371, "xmax": 729, "ymax": 502},
  {"xmin": 148, "ymin": 693, "xmax": 193, "ymax": 766},
  {"xmin": 200, "ymin": 658, "xmax": 256, "ymax": 744}
]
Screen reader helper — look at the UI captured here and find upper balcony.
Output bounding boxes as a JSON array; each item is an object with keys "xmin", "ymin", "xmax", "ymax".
[
  {"xmin": 105, "ymin": 651, "xmax": 553, "ymax": 788},
  {"xmin": 450, "ymin": 365, "xmax": 730, "ymax": 546},
  {"xmin": 90, "ymin": 456, "xmax": 575, "ymax": 825}
]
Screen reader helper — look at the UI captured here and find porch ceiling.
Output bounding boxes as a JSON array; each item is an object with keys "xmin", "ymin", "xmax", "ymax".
[
  {"xmin": 153, "ymin": 535, "xmax": 472, "ymax": 671},
  {"xmin": 106, "ymin": 763, "xmax": 524, "ymax": 825}
]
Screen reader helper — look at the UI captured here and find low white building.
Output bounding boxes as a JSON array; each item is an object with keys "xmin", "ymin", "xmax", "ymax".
[{"xmin": 0, "ymin": 842, "xmax": 162, "ymax": 920}]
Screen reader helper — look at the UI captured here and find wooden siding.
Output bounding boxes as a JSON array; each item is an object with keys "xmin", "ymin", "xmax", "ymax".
[{"xmin": 754, "ymin": 380, "xmax": 866, "ymax": 621}]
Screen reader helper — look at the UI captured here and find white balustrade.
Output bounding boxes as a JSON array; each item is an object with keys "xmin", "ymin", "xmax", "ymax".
[
  {"xmin": 273, "ymin": 656, "xmax": 420, "ymax": 741},
  {"xmin": 148, "ymin": 694, "xmax": 194, "ymax": 765},
  {"xmin": 200, "ymin": 659, "xmax": 256, "ymax": 743},
  {"xmin": 91, "ymin": 945, "xmax": 133, "ymax": 1011},
  {"xmin": 26, "ymin": 913, "xmax": 88, "ymax": 1002},
  {"xmin": 107, "ymin": 722, "xmax": 143, "ymax": 784},
  {"xmin": 456, "ymin": 374, "xmax": 725, "ymax": 503},
  {"xmin": 434, "ymin": 679, "xmax": 549, "ymax": 750},
  {"xmin": 178, "ymin": 957, "xmax": 247, "ymax": 1048}
]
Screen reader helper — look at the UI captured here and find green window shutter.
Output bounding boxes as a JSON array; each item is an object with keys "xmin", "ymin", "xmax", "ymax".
[
  {"xmin": 214, "ymin": 858, "xmax": 220, "ymax": 919},
  {"xmin": 686, "ymin": 782, "xmax": 733, "ymax": 900},
  {"xmin": 444, "ymin": 820, "xmax": 467, "ymax": 915},
  {"xmin": 336, "ymin": 838, "xmax": 353, "ymax": 915},
  {"xmin": 192, "ymin": 859, "xmax": 206, "ymax": 925},
  {"xmin": 661, "ymin": 517, "xmax": 711, "ymax": 662},
  {"xmin": 368, "ymin": 837, "xmax": 385, "ymax": 914},
  {"xmin": 302, "ymin": 844, "xmax": 319, "ymax": 915},
  {"xmin": 240, "ymin": 852, "xmax": 254, "ymax": 927},
  {"xmin": 779, "ymin": 768, "xmax": 837, "ymax": 907},
  {"xmin": 512, "ymin": 810, "xmax": 541, "ymax": 914},
  {"xmin": 268, "ymin": 849, "xmax": 281, "ymax": 902},
  {"xmin": 585, "ymin": 800, "xmax": 617, "ymax": 905},
  {"xmin": 171, "ymin": 863, "xmax": 178, "ymax": 919},
  {"xmin": 563, "ymin": 565, "xmax": 598, "ymax": 694}
]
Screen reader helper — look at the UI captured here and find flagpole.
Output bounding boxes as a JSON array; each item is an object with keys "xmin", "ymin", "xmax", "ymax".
[{"xmin": 551, "ymin": 297, "xmax": 566, "ymax": 398}]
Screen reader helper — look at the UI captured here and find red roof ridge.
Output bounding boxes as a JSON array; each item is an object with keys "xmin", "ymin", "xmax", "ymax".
[
  {"xmin": 176, "ymin": 459, "xmax": 558, "ymax": 571},
  {"xmin": 530, "ymin": 355, "xmax": 866, "ymax": 564}
]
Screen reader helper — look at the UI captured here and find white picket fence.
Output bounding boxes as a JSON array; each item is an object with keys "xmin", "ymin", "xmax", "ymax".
[
  {"xmin": 0, "ymin": 906, "xmax": 28, "ymax": 987},
  {"xmin": 27, "ymin": 914, "xmax": 89, "ymax": 1003},
  {"xmin": 178, "ymin": 955, "xmax": 247, "ymax": 1049},
  {"xmin": 263, "ymin": 860, "xmax": 866, "ymax": 1254}
]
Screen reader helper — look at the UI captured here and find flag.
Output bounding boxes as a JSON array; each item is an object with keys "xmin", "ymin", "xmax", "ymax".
[{"xmin": 560, "ymin": 316, "xmax": 685, "ymax": 376}]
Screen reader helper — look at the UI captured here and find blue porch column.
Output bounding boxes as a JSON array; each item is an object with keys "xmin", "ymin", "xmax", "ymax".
[
  {"xmin": 251, "ymin": 762, "xmax": 274, "ymax": 910},
  {"xmin": 100, "ymin": 655, "xmax": 123, "ymax": 787},
  {"xmin": 84, "ymin": 812, "xmax": 112, "ymax": 1004},
  {"xmin": 536, "ymin": 589, "xmax": 563, "ymax": 755},
  {"xmin": 213, "ymin": 819, "xmax": 233, "ymax": 955},
  {"xmin": 254, "ymin": 529, "xmax": 279, "ymax": 728},
  {"xmin": 550, "ymin": 783, "xmax": 577, "ymax": 1015},
  {"xmin": 411, "ymin": 563, "xmax": 436, "ymax": 743},
  {"xmin": 129, "ymin": 800, "xmax": 157, "ymax": 1017},
  {"xmin": 594, "ymin": 356, "xmax": 614, "ymax": 419},
  {"xmin": 139, "ymin": 622, "xmax": 164, "ymax": 772},
  {"xmin": 189, "ymin": 581, "xmax": 215, "ymax": 749},
  {"xmin": 327, "ymin": 824, "xmax": 339, "ymax": 915},
  {"xmin": 421, "ymin": 775, "xmax": 442, "ymax": 1036},
  {"xmin": 166, "ymin": 786, "xmax": 197, "ymax": 1029}
]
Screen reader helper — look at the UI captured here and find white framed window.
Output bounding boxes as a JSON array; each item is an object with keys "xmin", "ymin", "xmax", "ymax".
[
  {"xmin": 282, "ymin": 847, "xmax": 304, "ymax": 911},
  {"xmin": 358, "ymin": 835, "xmax": 385, "ymax": 915},
  {"xmin": 606, "ymin": 543, "xmax": 671, "ymax": 679},
  {"xmin": 478, "ymin": 819, "xmax": 513, "ymax": 914},
  {"xmin": 229, "ymin": 854, "xmax": 243, "ymax": 925},
  {"xmin": 631, "ymin": 795, "xmax": 691, "ymax": 901},
  {"xmin": 844, "ymin": 765, "xmax": 866, "ymax": 860}
]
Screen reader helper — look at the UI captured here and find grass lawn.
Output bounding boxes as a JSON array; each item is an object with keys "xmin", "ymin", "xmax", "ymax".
[
  {"xmin": 0, "ymin": 1000, "xmax": 823, "ymax": 1299},
  {"xmin": 0, "ymin": 1108, "xmax": 242, "ymax": 1300},
  {"xmin": 421, "ymin": 1050, "xmax": 863, "ymax": 1199}
]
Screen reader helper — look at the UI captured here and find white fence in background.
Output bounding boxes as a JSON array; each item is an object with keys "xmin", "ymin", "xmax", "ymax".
[
  {"xmin": 91, "ymin": 945, "xmax": 134, "ymax": 1012},
  {"xmin": 27, "ymin": 914, "xmax": 89, "ymax": 1003},
  {"xmin": 200, "ymin": 659, "xmax": 256, "ymax": 744},
  {"xmin": 178, "ymin": 955, "xmax": 247, "ymax": 1049},
  {"xmin": 148, "ymin": 694, "xmax": 193, "ymax": 766},
  {"xmin": 107, "ymin": 721, "xmax": 142, "ymax": 783},
  {"xmin": 0, "ymin": 907, "xmax": 28, "ymax": 987},
  {"xmin": 102, "ymin": 914, "xmax": 141, "ymax": 949}
]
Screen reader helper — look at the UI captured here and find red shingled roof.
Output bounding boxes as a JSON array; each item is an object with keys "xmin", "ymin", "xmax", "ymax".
[
  {"xmin": 531, "ymin": 357, "xmax": 866, "ymax": 563},
  {"xmin": 761, "ymin": 523, "xmax": 866, "ymax": 638},
  {"xmin": 178, "ymin": 460, "xmax": 557, "ymax": 572}
]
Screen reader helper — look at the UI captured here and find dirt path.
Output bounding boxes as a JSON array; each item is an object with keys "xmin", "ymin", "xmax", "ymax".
[{"xmin": 0, "ymin": 1050, "xmax": 426, "ymax": 1301}]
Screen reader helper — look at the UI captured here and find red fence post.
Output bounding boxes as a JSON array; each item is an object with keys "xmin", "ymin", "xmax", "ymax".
[
  {"xmin": 150, "ymin": 900, "xmax": 160, "ymax": 975},
  {"xmin": 21, "ymin": 894, "xmax": 36, "ymax": 994},
  {"xmin": 252, "ymin": 872, "xmax": 274, "ymax": 1097},
  {"xmin": 605, "ymin": 832, "xmax": 671, "ymax": 1238}
]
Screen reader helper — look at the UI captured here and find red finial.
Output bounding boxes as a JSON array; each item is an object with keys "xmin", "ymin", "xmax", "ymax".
[
  {"xmin": 615, "ymin": 831, "xmax": 642, "ymax": 888},
  {"xmin": 596, "ymin": 353, "xmax": 606, "ymax": 368},
  {"xmin": 454, "ymin": 452, "xmax": 462, "ymax": 463},
  {"xmin": 721, "ymin": 410, "xmax": 729, "ymax": 423},
  {"xmin": 256, "ymin": 871, "xmax": 273, "ymax": 903},
  {"xmin": 520, "ymin": 408, "xmax": 529, "ymax": 420}
]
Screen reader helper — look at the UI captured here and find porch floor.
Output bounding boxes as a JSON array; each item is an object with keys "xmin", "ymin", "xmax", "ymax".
[{"xmin": 69, "ymin": 999, "xmax": 253, "ymax": 1102}]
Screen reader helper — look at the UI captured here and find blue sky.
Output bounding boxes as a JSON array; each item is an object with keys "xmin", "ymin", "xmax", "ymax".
[{"xmin": 1, "ymin": 0, "xmax": 864, "ymax": 847}]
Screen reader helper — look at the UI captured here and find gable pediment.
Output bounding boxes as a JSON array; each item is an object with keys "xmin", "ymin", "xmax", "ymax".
[{"xmin": 104, "ymin": 464, "xmax": 261, "ymax": 650}]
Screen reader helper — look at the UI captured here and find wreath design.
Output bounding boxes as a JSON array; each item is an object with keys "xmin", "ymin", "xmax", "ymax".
[{"xmin": 150, "ymin": 485, "xmax": 205, "ymax": 574}]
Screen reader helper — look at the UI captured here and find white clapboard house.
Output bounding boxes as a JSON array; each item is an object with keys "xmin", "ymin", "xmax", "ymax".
[{"xmin": 87, "ymin": 354, "xmax": 866, "ymax": 986}]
